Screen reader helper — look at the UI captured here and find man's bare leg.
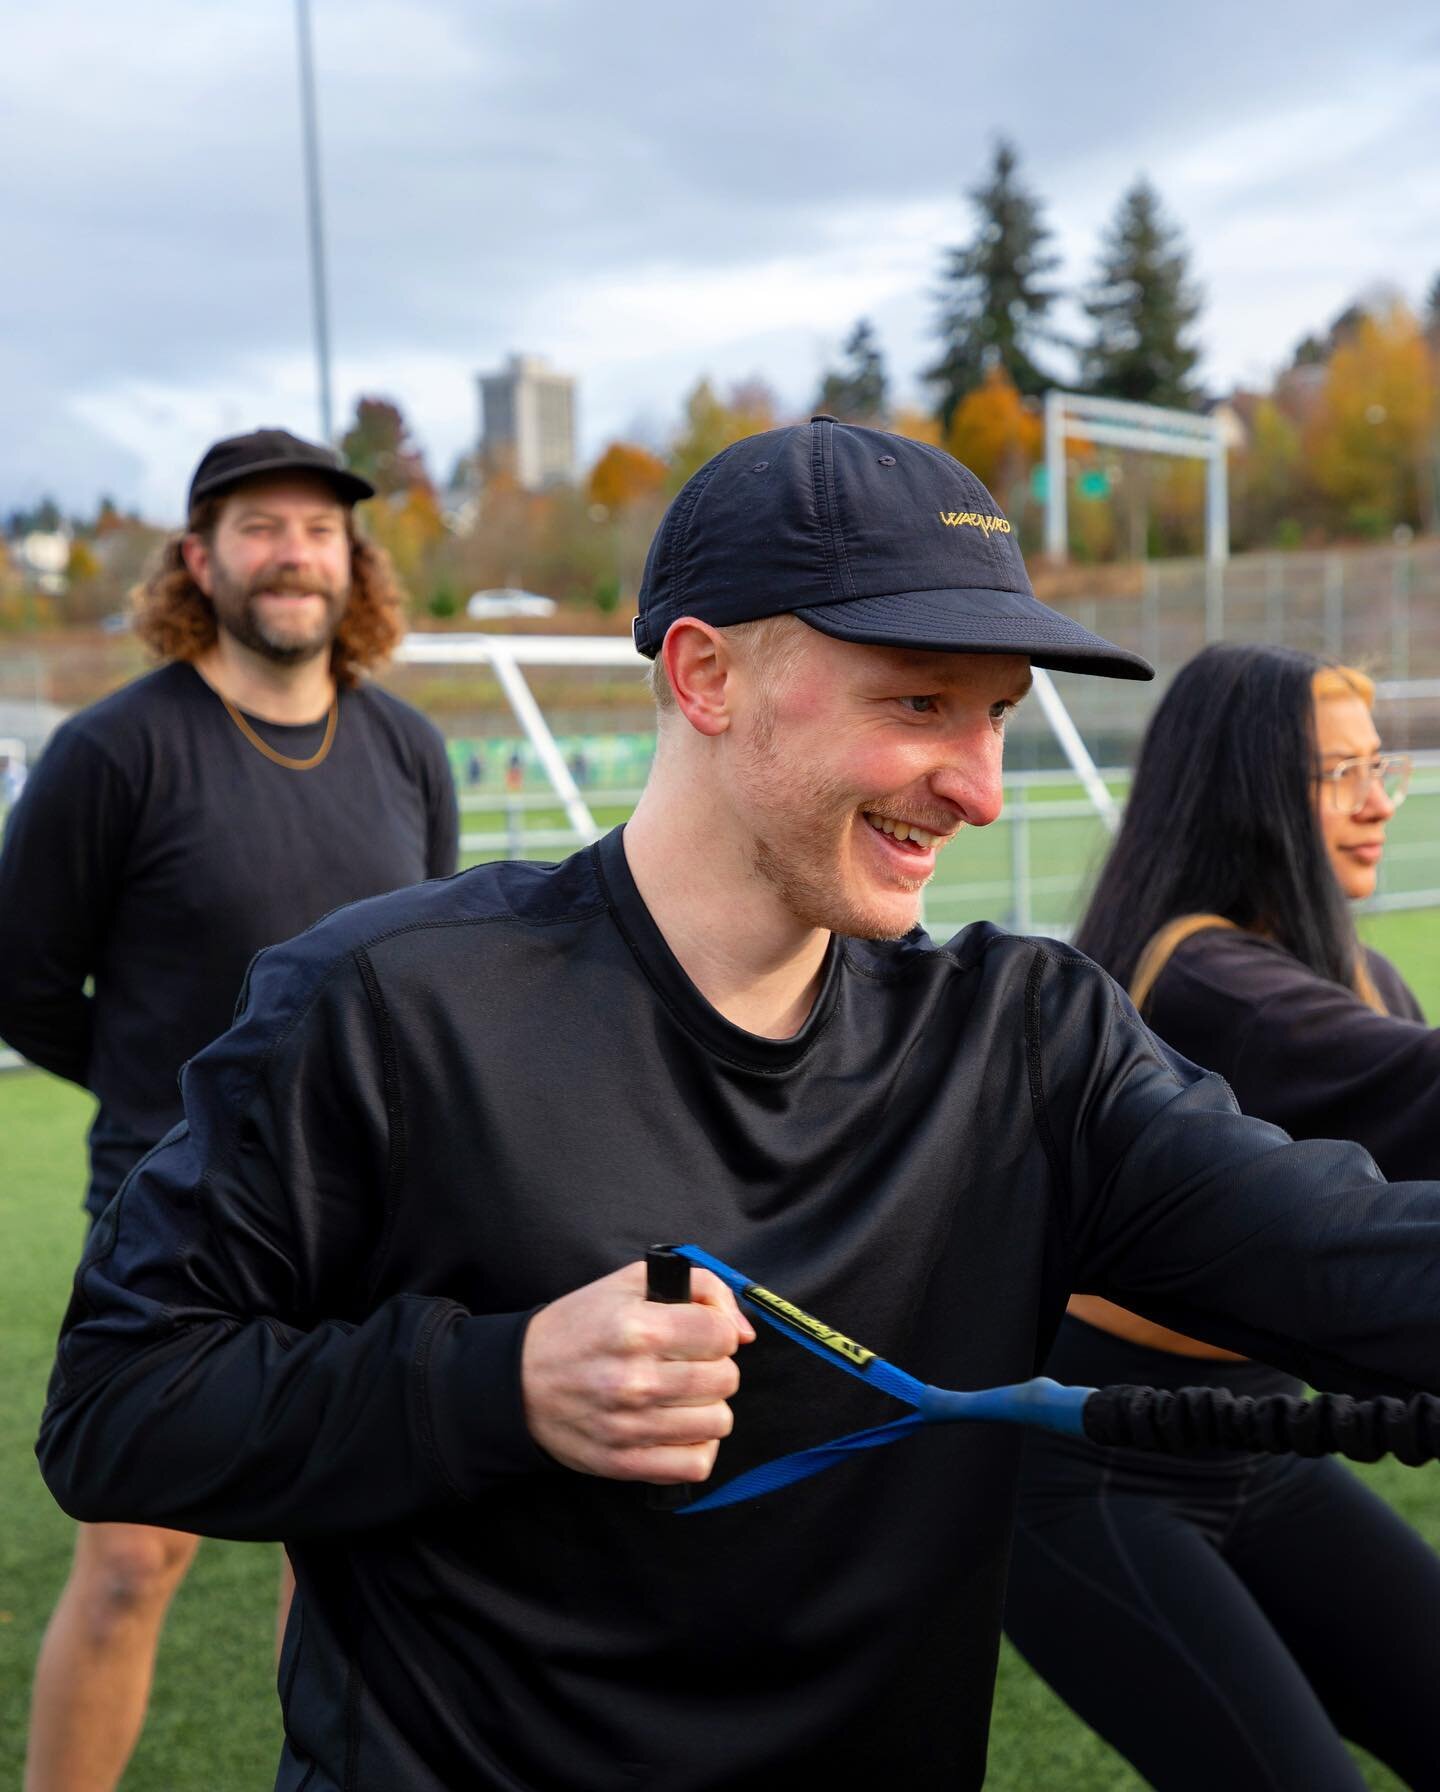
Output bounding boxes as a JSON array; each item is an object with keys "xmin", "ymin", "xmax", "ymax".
[{"xmin": 25, "ymin": 1522, "xmax": 200, "ymax": 1792}]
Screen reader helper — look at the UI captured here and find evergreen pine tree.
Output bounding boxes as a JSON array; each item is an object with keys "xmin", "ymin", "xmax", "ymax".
[
  {"xmin": 1081, "ymin": 179, "xmax": 1203, "ymax": 409},
  {"xmin": 927, "ymin": 140, "xmax": 1061, "ymax": 429},
  {"xmin": 1423, "ymin": 271, "xmax": 1440, "ymax": 342},
  {"xmin": 815, "ymin": 319, "xmax": 889, "ymax": 423}
]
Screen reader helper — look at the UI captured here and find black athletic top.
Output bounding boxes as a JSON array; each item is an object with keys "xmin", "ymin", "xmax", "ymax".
[
  {"xmin": 36, "ymin": 830, "xmax": 1440, "ymax": 1790},
  {"xmin": 0, "ymin": 660, "xmax": 456, "ymax": 1213},
  {"xmin": 1142, "ymin": 928, "xmax": 1436, "ymax": 1181}
]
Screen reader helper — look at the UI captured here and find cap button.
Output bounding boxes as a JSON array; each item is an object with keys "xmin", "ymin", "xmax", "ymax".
[{"xmin": 810, "ymin": 413, "xmax": 839, "ymax": 424}]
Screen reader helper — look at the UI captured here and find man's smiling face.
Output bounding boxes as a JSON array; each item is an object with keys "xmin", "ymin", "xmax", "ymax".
[
  {"xmin": 727, "ymin": 621, "xmax": 1031, "ymax": 940},
  {"xmin": 186, "ymin": 474, "xmax": 352, "ymax": 665}
]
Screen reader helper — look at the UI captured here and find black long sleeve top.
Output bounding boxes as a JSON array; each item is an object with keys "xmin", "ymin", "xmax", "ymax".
[
  {"xmin": 1142, "ymin": 928, "xmax": 1437, "ymax": 1181},
  {"xmin": 0, "ymin": 661, "xmax": 457, "ymax": 1212},
  {"xmin": 36, "ymin": 829, "xmax": 1440, "ymax": 1789}
]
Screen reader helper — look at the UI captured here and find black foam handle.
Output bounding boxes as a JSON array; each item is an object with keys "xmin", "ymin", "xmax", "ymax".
[
  {"xmin": 1084, "ymin": 1384, "xmax": 1440, "ymax": 1465},
  {"xmin": 645, "ymin": 1245, "xmax": 693, "ymax": 1511},
  {"xmin": 646, "ymin": 1245, "xmax": 691, "ymax": 1305}
]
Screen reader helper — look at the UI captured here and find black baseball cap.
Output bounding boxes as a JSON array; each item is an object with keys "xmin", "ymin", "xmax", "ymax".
[
  {"xmin": 634, "ymin": 416, "xmax": 1152, "ymax": 681},
  {"xmin": 186, "ymin": 427, "xmax": 375, "ymax": 512}
]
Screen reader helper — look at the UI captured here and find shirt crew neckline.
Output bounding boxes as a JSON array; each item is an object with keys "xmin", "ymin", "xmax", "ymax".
[
  {"xmin": 180, "ymin": 660, "xmax": 341, "ymax": 733},
  {"xmin": 594, "ymin": 824, "xmax": 843, "ymax": 1072}
]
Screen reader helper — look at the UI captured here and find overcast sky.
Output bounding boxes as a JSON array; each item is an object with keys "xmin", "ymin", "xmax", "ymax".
[{"xmin": 4, "ymin": 0, "xmax": 1438, "ymax": 521}]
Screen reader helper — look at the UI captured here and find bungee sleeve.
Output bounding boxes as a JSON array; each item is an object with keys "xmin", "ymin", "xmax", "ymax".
[{"xmin": 1083, "ymin": 1383, "xmax": 1440, "ymax": 1463}]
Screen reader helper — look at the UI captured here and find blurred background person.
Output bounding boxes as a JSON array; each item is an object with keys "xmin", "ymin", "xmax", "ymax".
[
  {"xmin": 0, "ymin": 428, "xmax": 457, "ymax": 1792},
  {"xmin": 1005, "ymin": 643, "xmax": 1440, "ymax": 1792}
]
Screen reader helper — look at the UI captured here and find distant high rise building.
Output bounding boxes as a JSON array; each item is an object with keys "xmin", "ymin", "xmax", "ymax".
[{"xmin": 477, "ymin": 354, "xmax": 577, "ymax": 490}]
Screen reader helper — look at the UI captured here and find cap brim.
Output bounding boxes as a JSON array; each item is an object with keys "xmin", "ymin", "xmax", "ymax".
[
  {"xmin": 191, "ymin": 457, "xmax": 375, "ymax": 507},
  {"xmin": 793, "ymin": 588, "xmax": 1153, "ymax": 682}
]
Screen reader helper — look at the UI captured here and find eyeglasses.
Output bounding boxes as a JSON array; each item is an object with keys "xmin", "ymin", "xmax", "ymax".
[{"xmin": 1314, "ymin": 753, "xmax": 1412, "ymax": 816}]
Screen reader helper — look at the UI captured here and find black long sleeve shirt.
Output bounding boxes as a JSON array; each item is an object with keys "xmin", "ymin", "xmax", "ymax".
[
  {"xmin": 0, "ymin": 660, "xmax": 457, "ymax": 1212},
  {"xmin": 36, "ymin": 829, "xmax": 1440, "ymax": 1790},
  {"xmin": 1143, "ymin": 928, "xmax": 1437, "ymax": 1181}
]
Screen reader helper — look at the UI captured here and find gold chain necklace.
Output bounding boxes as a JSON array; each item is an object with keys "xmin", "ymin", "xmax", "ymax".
[{"xmin": 218, "ymin": 691, "xmax": 339, "ymax": 771}]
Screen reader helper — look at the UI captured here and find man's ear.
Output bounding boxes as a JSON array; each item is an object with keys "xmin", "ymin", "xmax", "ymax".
[
  {"xmin": 180, "ymin": 534, "xmax": 214, "ymax": 595},
  {"xmin": 661, "ymin": 619, "xmax": 734, "ymax": 738}
]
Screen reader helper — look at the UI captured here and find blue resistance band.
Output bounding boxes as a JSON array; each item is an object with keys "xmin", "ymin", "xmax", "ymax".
[{"xmin": 670, "ymin": 1244, "xmax": 1092, "ymax": 1515}]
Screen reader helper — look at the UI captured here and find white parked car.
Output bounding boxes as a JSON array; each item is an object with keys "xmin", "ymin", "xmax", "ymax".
[{"xmin": 466, "ymin": 589, "xmax": 557, "ymax": 620}]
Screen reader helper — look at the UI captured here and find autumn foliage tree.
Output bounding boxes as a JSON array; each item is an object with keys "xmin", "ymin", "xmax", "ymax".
[
  {"xmin": 1229, "ymin": 398, "xmax": 1304, "ymax": 548},
  {"xmin": 361, "ymin": 485, "xmax": 447, "ymax": 590},
  {"xmin": 1304, "ymin": 304, "xmax": 1435, "ymax": 535},
  {"xmin": 667, "ymin": 378, "xmax": 779, "ymax": 488},
  {"xmin": 945, "ymin": 366, "xmax": 1042, "ymax": 507},
  {"xmin": 888, "ymin": 409, "xmax": 944, "ymax": 448},
  {"xmin": 582, "ymin": 443, "xmax": 670, "ymax": 614},
  {"xmin": 341, "ymin": 397, "xmax": 433, "ymax": 497},
  {"xmin": 587, "ymin": 442, "xmax": 668, "ymax": 513}
]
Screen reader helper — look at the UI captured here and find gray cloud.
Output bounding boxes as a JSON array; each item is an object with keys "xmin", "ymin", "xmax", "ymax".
[{"xmin": 3, "ymin": 0, "xmax": 1436, "ymax": 513}]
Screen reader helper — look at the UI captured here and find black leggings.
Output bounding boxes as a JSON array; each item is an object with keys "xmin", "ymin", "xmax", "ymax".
[{"xmin": 1005, "ymin": 1318, "xmax": 1440, "ymax": 1791}]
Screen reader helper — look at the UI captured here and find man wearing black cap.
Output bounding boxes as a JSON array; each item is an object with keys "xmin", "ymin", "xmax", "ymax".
[
  {"xmin": 34, "ymin": 421, "xmax": 1440, "ymax": 1790},
  {"xmin": 0, "ymin": 429, "xmax": 456, "ymax": 1791}
]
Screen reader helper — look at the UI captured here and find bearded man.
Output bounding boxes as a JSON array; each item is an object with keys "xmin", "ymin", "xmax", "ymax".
[{"xmin": 0, "ymin": 428, "xmax": 456, "ymax": 1792}]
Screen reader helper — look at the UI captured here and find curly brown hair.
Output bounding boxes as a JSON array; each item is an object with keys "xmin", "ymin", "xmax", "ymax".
[{"xmin": 130, "ymin": 494, "xmax": 406, "ymax": 687}]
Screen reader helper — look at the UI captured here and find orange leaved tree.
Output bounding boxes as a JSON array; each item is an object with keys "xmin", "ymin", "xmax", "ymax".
[
  {"xmin": 1305, "ymin": 305, "xmax": 1435, "ymax": 536},
  {"xmin": 587, "ymin": 443, "xmax": 668, "ymax": 514}
]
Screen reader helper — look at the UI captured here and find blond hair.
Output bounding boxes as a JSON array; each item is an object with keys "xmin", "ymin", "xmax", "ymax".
[
  {"xmin": 1312, "ymin": 664, "xmax": 1374, "ymax": 707},
  {"xmin": 649, "ymin": 613, "xmax": 807, "ymax": 714}
]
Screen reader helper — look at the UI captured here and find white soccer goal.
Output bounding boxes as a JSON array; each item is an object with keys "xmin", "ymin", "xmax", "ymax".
[{"xmin": 1043, "ymin": 391, "xmax": 1230, "ymax": 582}]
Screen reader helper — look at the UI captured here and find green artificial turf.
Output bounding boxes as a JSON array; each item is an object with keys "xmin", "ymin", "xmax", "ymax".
[
  {"xmin": 0, "ymin": 1075, "xmax": 283, "ymax": 1788},
  {"xmin": 1, "ymin": 906, "xmax": 1434, "ymax": 1787}
]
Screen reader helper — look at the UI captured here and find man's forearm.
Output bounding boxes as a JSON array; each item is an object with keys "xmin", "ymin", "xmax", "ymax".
[
  {"xmin": 38, "ymin": 1290, "xmax": 546, "ymax": 1539},
  {"xmin": 0, "ymin": 980, "xmax": 93, "ymax": 1085}
]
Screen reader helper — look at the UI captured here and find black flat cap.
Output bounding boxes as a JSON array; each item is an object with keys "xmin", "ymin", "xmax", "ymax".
[{"xmin": 187, "ymin": 427, "xmax": 375, "ymax": 512}]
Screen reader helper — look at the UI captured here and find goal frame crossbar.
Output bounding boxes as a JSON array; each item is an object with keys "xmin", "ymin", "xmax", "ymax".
[{"xmin": 1043, "ymin": 389, "xmax": 1229, "ymax": 567}]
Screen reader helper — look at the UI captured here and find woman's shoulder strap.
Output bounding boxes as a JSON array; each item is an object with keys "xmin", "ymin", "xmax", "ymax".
[{"xmin": 1128, "ymin": 913, "xmax": 1239, "ymax": 1012}]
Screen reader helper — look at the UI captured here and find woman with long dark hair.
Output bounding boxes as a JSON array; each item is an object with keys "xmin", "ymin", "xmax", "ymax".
[{"xmin": 1005, "ymin": 643, "xmax": 1440, "ymax": 1791}]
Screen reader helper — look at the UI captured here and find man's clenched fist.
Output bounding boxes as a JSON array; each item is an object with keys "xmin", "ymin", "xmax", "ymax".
[{"xmin": 521, "ymin": 1261, "xmax": 756, "ymax": 1483}]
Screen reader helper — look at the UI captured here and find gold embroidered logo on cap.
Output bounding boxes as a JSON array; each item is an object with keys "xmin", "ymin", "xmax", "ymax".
[{"xmin": 939, "ymin": 511, "xmax": 1011, "ymax": 534}]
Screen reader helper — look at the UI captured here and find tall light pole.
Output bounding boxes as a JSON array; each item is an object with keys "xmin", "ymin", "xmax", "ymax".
[{"xmin": 295, "ymin": 0, "xmax": 334, "ymax": 441}]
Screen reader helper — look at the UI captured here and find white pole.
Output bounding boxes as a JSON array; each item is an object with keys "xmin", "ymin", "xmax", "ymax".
[
  {"xmin": 1204, "ymin": 559, "xmax": 1225, "ymax": 643},
  {"xmin": 484, "ymin": 642, "xmax": 600, "ymax": 844},
  {"xmin": 294, "ymin": 0, "xmax": 334, "ymax": 441},
  {"xmin": 1030, "ymin": 669, "xmax": 1119, "ymax": 833},
  {"xmin": 1044, "ymin": 390, "xmax": 1068, "ymax": 562},
  {"xmin": 1205, "ymin": 430, "xmax": 1229, "ymax": 565}
]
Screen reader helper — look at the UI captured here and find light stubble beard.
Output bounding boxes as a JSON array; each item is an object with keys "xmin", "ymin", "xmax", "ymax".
[{"xmin": 742, "ymin": 708, "xmax": 925, "ymax": 943}]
